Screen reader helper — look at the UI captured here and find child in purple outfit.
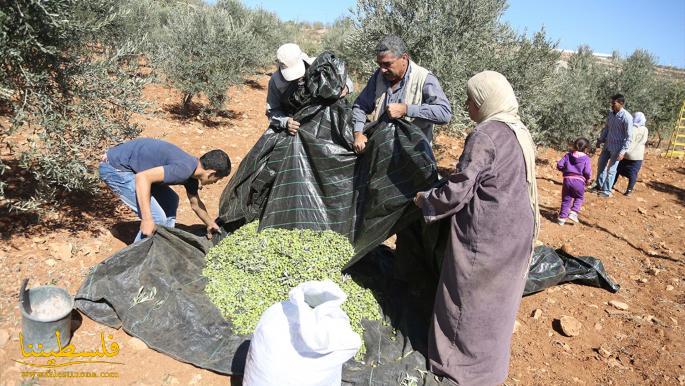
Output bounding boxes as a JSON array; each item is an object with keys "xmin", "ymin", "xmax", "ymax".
[{"xmin": 557, "ymin": 138, "xmax": 592, "ymax": 225}]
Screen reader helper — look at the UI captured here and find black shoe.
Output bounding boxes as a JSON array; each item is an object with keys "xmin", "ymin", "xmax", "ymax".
[{"xmin": 624, "ymin": 189, "xmax": 633, "ymax": 196}]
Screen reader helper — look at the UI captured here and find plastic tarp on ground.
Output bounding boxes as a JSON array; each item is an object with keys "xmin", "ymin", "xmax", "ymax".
[
  {"xmin": 76, "ymin": 51, "xmax": 619, "ymax": 384},
  {"xmin": 75, "ymin": 231, "xmax": 619, "ymax": 383},
  {"xmin": 524, "ymin": 245, "xmax": 620, "ymax": 295},
  {"xmin": 75, "ymin": 228, "xmax": 250, "ymax": 374}
]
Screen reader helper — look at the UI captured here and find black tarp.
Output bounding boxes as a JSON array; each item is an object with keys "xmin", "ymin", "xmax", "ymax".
[
  {"xmin": 524, "ymin": 245, "xmax": 620, "ymax": 295},
  {"xmin": 75, "ymin": 231, "xmax": 619, "ymax": 383},
  {"xmin": 76, "ymin": 51, "xmax": 619, "ymax": 384},
  {"xmin": 75, "ymin": 228, "xmax": 250, "ymax": 374}
]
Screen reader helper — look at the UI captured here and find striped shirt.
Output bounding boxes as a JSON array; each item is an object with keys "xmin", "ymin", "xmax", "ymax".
[{"xmin": 598, "ymin": 108, "xmax": 633, "ymax": 154}]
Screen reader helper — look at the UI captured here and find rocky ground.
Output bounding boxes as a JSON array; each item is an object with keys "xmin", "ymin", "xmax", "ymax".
[{"xmin": 1, "ymin": 74, "xmax": 684, "ymax": 385}]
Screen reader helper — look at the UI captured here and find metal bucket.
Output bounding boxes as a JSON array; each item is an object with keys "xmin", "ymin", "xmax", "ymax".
[{"xmin": 20, "ymin": 279, "xmax": 74, "ymax": 353}]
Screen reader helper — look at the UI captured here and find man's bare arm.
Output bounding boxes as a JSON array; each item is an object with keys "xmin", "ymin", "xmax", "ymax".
[{"xmin": 134, "ymin": 166, "xmax": 165, "ymax": 237}]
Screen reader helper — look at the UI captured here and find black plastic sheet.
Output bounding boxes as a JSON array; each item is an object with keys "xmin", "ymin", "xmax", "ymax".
[
  {"xmin": 524, "ymin": 246, "xmax": 621, "ymax": 295},
  {"xmin": 75, "ymin": 231, "xmax": 620, "ymax": 384},
  {"xmin": 75, "ymin": 227, "xmax": 250, "ymax": 374}
]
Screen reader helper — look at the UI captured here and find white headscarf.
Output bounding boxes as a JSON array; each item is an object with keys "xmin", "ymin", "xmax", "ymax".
[
  {"xmin": 466, "ymin": 71, "xmax": 540, "ymax": 259},
  {"xmin": 633, "ymin": 112, "xmax": 646, "ymax": 127},
  {"xmin": 466, "ymin": 71, "xmax": 521, "ymax": 125}
]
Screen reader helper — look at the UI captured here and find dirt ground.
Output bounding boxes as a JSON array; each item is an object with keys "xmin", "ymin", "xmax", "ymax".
[{"xmin": 1, "ymin": 74, "xmax": 684, "ymax": 386}]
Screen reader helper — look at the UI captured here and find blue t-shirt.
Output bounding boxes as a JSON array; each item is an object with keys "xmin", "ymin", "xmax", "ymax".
[{"xmin": 106, "ymin": 138, "xmax": 199, "ymax": 194}]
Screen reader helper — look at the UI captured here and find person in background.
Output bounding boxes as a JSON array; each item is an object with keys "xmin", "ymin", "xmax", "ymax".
[
  {"xmin": 266, "ymin": 43, "xmax": 352, "ymax": 136},
  {"xmin": 99, "ymin": 138, "xmax": 230, "ymax": 242},
  {"xmin": 612, "ymin": 111, "xmax": 648, "ymax": 196},
  {"xmin": 591, "ymin": 93, "xmax": 633, "ymax": 198},
  {"xmin": 351, "ymin": 35, "xmax": 452, "ymax": 153},
  {"xmin": 414, "ymin": 71, "xmax": 538, "ymax": 386},
  {"xmin": 556, "ymin": 137, "xmax": 592, "ymax": 225}
]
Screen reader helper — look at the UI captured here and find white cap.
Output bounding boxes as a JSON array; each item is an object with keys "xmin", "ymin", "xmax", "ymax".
[{"xmin": 277, "ymin": 43, "xmax": 309, "ymax": 81}]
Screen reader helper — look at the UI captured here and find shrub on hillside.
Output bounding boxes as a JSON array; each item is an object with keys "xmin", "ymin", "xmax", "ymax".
[
  {"xmin": 216, "ymin": 0, "xmax": 282, "ymax": 68},
  {"xmin": 620, "ymin": 50, "xmax": 658, "ymax": 113},
  {"xmin": 649, "ymin": 78, "xmax": 685, "ymax": 147},
  {"xmin": 280, "ymin": 21, "xmax": 327, "ymax": 60},
  {"xmin": 535, "ymin": 46, "xmax": 610, "ymax": 148},
  {"xmin": 494, "ymin": 28, "xmax": 562, "ymax": 141},
  {"xmin": 0, "ymin": 0, "xmax": 144, "ymax": 213},
  {"xmin": 75, "ymin": 0, "xmax": 174, "ymax": 57},
  {"xmin": 321, "ymin": 18, "xmax": 358, "ymax": 71},
  {"xmin": 154, "ymin": 2, "xmax": 281, "ymax": 114}
]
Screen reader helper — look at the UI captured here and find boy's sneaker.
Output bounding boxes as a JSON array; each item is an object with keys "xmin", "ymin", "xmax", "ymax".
[
  {"xmin": 624, "ymin": 189, "xmax": 633, "ymax": 196},
  {"xmin": 598, "ymin": 191, "xmax": 612, "ymax": 198},
  {"xmin": 557, "ymin": 217, "xmax": 566, "ymax": 225},
  {"xmin": 568, "ymin": 211, "xmax": 579, "ymax": 223}
]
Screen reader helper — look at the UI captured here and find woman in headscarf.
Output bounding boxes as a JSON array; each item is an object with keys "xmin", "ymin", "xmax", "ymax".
[
  {"xmin": 414, "ymin": 71, "xmax": 539, "ymax": 385},
  {"xmin": 612, "ymin": 111, "xmax": 648, "ymax": 196}
]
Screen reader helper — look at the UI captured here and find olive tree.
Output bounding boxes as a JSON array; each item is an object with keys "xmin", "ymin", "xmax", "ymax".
[
  {"xmin": 0, "ymin": 0, "xmax": 145, "ymax": 213},
  {"xmin": 535, "ymin": 46, "xmax": 608, "ymax": 147},
  {"xmin": 154, "ymin": 2, "xmax": 281, "ymax": 114}
]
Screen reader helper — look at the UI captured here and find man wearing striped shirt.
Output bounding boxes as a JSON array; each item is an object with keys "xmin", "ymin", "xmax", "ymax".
[
  {"xmin": 351, "ymin": 35, "xmax": 452, "ymax": 153},
  {"xmin": 593, "ymin": 94, "xmax": 634, "ymax": 197}
]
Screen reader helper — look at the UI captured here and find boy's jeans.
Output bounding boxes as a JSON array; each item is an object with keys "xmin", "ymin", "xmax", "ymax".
[
  {"xmin": 99, "ymin": 162, "xmax": 178, "ymax": 242},
  {"xmin": 596, "ymin": 148, "xmax": 621, "ymax": 195}
]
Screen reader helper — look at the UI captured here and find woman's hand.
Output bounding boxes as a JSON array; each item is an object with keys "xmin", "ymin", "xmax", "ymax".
[
  {"xmin": 354, "ymin": 132, "xmax": 368, "ymax": 154},
  {"xmin": 287, "ymin": 118, "xmax": 300, "ymax": 135},
  {"xmin": 413, "ymin": 192, "xmax": 425, "ymax": 208}
]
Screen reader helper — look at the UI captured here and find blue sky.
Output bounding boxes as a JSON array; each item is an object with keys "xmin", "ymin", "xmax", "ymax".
[
  {"xmin": 236, "ymin": 0, "xmax": 685, "ymax": 68},
  {"xmin": 502, "ymin": 0, "xmax": 685, "ymax": 68}
]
